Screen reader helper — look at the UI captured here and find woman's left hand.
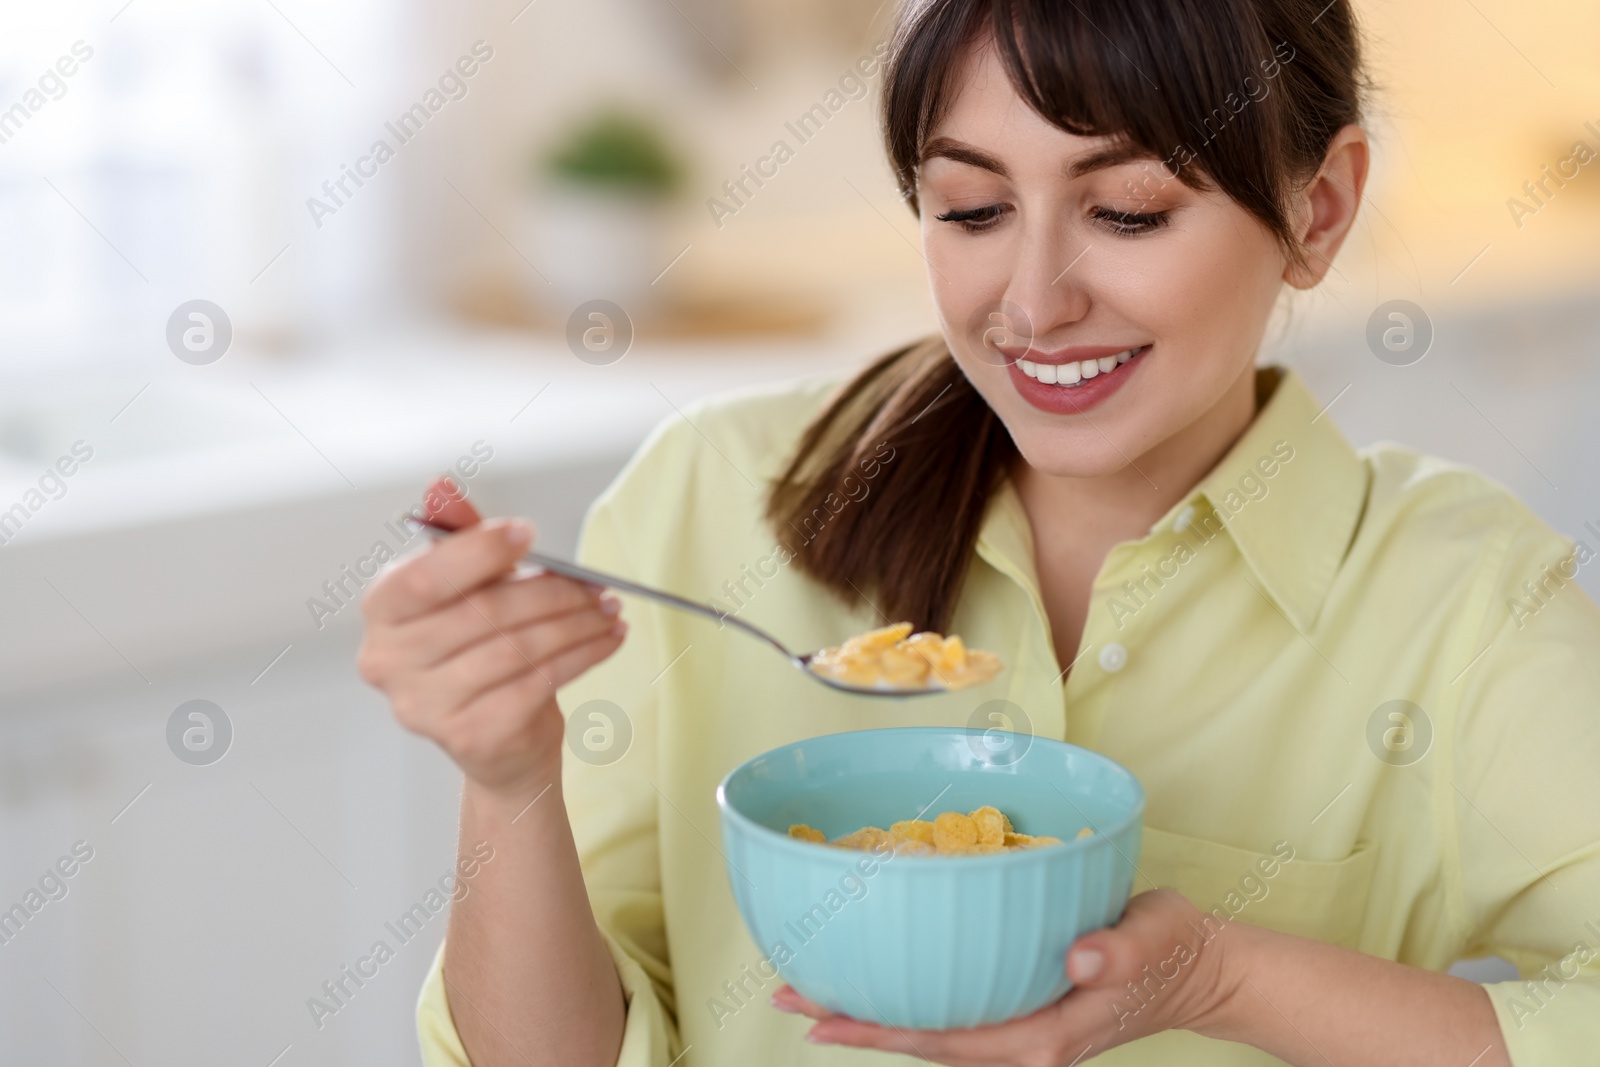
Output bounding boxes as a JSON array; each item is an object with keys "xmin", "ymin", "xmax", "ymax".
[{"xmin": 769, "ymin": 889, "xmax": 1236, "ymax": 1066}]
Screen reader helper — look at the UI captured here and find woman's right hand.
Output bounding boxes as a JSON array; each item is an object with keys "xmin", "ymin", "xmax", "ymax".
[{"xmin": 357, "ymin": 481, "xmax": 628, "ymax": 798}]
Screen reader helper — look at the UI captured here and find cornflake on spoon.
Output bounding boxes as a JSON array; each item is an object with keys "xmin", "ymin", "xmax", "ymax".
[{"xmin": 808, "ymin": 622, "xmax": 1002, "ymax": 691}]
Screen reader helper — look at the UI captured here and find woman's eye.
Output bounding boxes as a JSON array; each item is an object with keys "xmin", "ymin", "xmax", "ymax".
[
  {"xmin": 933, "ymin": 204, "xmax": 1170, "ymax": 236},
  {"xmin": 1091, "ymin": 207, "xmax": 1171, "ymax": 235},
  {"xmin": 933, "ymin": 204, "xmax": 1006, "ymax": 233}
]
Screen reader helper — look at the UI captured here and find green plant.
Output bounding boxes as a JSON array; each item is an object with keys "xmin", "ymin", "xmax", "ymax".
[{"xmin": 539, "ymin": 106, "xmax": 685, "ymax": 196}]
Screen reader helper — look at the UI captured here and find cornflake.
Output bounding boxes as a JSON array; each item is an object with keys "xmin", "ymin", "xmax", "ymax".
[
  {"xmin": 788, "ymin": 806, "xmax": 1067, "ymax": 856},
  {"xmin": 808, "ymin": 623, "xmax": 1002, "ymax": 691}
]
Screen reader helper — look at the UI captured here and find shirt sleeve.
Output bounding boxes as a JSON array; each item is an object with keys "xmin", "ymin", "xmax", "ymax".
[
  {"xmin": 415, "ymin": 458, "xmax": 685, "ymax": 1067},
  {"xmin": 1446, "ymin": 514, "xmax": 1600, "ymax": 1063}
]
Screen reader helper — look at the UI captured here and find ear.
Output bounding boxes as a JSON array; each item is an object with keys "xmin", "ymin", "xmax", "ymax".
[{"xmin": 1283, "ymin": 125, "xmax": 1369, "ymax": 290}]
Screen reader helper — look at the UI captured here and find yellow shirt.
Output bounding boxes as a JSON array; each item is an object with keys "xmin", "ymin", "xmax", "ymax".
[{"xmin": 418, "ymin": 364, "xmax": 1600, "ymax": 1066}]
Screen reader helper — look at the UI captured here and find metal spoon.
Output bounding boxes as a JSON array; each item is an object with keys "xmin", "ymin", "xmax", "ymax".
[{"xmin": 406, "ymin": 515, "xmax": 946, "ymax": 698}]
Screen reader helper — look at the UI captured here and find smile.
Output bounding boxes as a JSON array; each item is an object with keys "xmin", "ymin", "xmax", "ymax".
[{"xmin": 1014, "ymin": 345, "xmax": 1149, "ymax": 386}]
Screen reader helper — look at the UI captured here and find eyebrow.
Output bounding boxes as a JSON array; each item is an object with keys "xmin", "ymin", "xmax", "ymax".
[{"xmin": 919, "ymin": 136, "xmax": 1152, "ymax": 180}]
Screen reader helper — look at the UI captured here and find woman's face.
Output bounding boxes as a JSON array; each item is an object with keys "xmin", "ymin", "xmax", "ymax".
[{"xmin": 919, "ymin": 39, "xmax": 1293, "ymax": 478}]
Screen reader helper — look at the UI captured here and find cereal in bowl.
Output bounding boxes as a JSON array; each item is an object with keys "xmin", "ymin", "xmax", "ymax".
[{"xmin": 788, "ymin": 805, "xmax": 1063, "ymax": 856}]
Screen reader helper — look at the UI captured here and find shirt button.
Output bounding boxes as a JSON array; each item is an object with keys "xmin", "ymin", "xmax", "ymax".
[
  {"xmin": 1098, "ymin": 643, "xmax": 1128, "ymax": 673},
  {"xmin": 1174, "ymin": 505, "xmax": 1195, "ymax": 532}
]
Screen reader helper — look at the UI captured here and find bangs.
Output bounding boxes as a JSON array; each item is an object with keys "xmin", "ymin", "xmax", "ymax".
[{"xmin": 882, "ymin": 0, "xmax": 1360, "ymax": 259}]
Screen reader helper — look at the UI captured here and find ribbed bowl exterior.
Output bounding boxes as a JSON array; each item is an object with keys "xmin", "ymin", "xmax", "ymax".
[{"xmin": 718, "ymin": 728, "xmax": 1143, "ymax": 1030}]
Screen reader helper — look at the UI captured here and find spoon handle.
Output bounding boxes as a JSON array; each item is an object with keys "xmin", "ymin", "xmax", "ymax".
[
  {"xmin": 521, "ymin": 550, "xmax": 796, "ymax": 661},
  {"xmin": 406, "ymin": 515, "xmax": 798, "ymax": 665}
]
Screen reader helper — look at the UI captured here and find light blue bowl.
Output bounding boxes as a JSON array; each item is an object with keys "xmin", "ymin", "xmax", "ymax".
[{"xmin": 716, "ymin": 727, "xmax": 1144, "ymax": 1030}]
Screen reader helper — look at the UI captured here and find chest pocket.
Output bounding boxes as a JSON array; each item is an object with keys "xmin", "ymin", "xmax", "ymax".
[{"xmin": 1133, "ymin": 826, "xmax": 1378, "ymax": 949}]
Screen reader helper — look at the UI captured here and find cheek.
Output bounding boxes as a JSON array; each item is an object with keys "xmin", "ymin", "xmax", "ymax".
[
  {"xmin": 923, "ymin": 222, "xmax": 979, "ymax": 330},
  {"xmin": 1160, "ymin": 214, "xmax": 1283, "ymax": 341},
  {"xmin": 923, "ymin": 221, "xmax": 1017, "ymax": 369}
]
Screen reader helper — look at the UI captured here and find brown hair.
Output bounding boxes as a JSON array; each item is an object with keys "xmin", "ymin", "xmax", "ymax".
[{"xmin": 767, "ymin": 0, "xmax": 1368, "ymax": 631}]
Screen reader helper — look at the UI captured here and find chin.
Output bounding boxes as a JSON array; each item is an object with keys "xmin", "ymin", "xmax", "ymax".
[
  {"xmin": 1009, "ymin": 432, "xmax": 1140, "ymax": 479},
  {"xmin": 985, "ymin": 402, "xmax": 1143, "ymax": 477}
]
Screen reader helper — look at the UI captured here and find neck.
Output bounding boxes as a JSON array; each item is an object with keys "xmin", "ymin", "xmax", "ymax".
[{"xmin": 1012, "ymin": 361, "xmax": 1261, "ymax": 546}]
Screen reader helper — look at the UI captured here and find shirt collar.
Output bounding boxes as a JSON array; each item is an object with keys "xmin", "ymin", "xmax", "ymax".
[
  {"xmin": 975, "ymin": 475, "xmax": 1043, "ymax": 617},
  {"xmin": 1187, "ymin": 365, "xmax": 1368, "ymax": 631},
  {"xmin": 976, "ymin": 365, "xmax": 1368, "ymax": 633}
]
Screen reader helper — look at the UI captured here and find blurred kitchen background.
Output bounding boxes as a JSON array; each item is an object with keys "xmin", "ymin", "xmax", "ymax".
[{"xmin": 0, "ymin": 0, "xmax": 1596, "ymax": 1063}]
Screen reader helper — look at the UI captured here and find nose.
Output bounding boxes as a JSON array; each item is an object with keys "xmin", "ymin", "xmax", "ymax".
[{"xmin": 1004, "ymin": 224, "xmax": 1092, "ymax": 351}]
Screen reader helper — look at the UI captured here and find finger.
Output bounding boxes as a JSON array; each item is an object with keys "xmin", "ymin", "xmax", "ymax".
[
  {"xmin": 364, "ymin": 518, "xmax": 532, "ymax": 624},
  {"xmin": 1065, "ymin": 889, "xmax": 1185, "ymax": 991},
  {"xmin": 794, "ymin": 898, "xmax": 1192, "ymax": 1064},
  {"xmin": 432, "ymin": 606, "xmax": 625, "ymax": 713},
  {"xmin": 532, "ymin": 620, "xmax": 629, "ymax": 692},
  {"xmin": 388, "ymin": 572, "xmax": 615, "ymax": 670},
  {"xmin": 444, "ymin": 626, "xmax": 628, "ymax": 750},
  {"xmin": 806, "ymin": 993, "xmax": 1081, "ymax": 1065},
  {"xmin": 1067, "ymin": 940, "xmax": 1111, "ymax": 986},
  {"xmin": 418, "ymin": 475, "xmax": 482, "ymax": 530},
  {"xmin": 769, "ymin": 986, "xmax": 835, "ymax": 1020}
]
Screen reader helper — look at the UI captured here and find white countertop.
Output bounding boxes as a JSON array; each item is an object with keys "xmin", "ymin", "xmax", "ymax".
[{"xmin": 0, "ymin": 321, "xmax": 877, "ymax": 542}]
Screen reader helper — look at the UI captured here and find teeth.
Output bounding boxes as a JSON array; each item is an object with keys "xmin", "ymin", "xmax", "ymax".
[{"xmin": 1016, "ymin": 346, "xmax": 1144, "ymax": 385}]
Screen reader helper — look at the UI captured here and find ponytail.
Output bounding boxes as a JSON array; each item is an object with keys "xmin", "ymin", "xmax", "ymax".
[{"xmin": 765, "ymin": 337, "xmax": 1016, "ymax": 631}]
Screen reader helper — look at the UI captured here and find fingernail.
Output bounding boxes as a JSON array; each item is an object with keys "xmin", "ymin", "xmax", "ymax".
[
  {"xmin": 1071, "ymin": 947, "xmax": 1104, "ymax": 981},
  {"xmin": 804, "ymin": 1029, "xmax": 834, "ymax": 1044},
  {"xmin": 768, "ymin": 994, "xmax": 798, "ymax": 1014},
  {"xmin": 504, "ymin": 520, "xmax": 533, "ymax": 548},
  {"xmin": 599, "ymin": 595, "xmax": 622, "ymax": 615},
  {"xmin": 611, "ymin": 619, "xmax": 629, "ymax": 635}
]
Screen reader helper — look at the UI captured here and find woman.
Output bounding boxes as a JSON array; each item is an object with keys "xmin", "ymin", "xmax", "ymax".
[{"xmin": 358, "ymin": 0, "xmax": 1600, "ymax": 1064}]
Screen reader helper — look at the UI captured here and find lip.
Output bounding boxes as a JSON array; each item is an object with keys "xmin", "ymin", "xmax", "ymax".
[{"xmin": 1003, "ymin": 344, "xmax": 1149, "ymax": 415}]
